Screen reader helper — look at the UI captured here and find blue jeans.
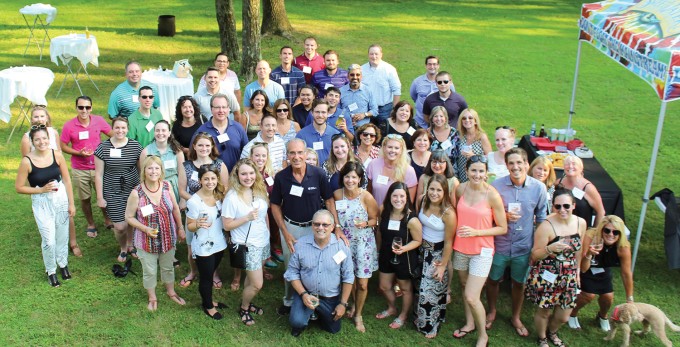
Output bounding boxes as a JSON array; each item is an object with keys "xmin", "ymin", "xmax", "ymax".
[
  {"xmin": 289, "ymin": 293, "xmax": 341, "ymax": 334},
  {"xmin": 374, "ymin": 103, "xmax": 393, "ymax": 124}
]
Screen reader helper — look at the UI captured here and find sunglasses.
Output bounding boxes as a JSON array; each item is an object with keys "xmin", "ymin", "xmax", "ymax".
[
  {"xmin": 361, "ymin": 132, "xmax": 377, "ymax": 138},
  {"xmin": 276, "ymin": 108, "xmax": 289, "ymax": 113},
  {"xmin": 30, "ymin": 124, "xmax": 47, "ymax": 130},
  {"xmin": 469, "ymin": 155, "xmax": 488, "ymax": 164},
  {"xmin": 140, "ymin": 95, "xmax": 154, "ymax": 99},
  {"xmin": 495, "ymin": 125, "xmax": 511, "ymax": 130},
  {"xmin": 199, "ymin": 163, "xmax": 219, "ymax": 171},
  {"xmin": 312, "ymin": 222, "xmax": 332, "ymax": 228},
  {"xmin": 386, "ymin": 134, "xmax": 403, "ymax": 139},
  {"xmin": 331, "ymin": 133, "xmax": 346, "ymax": 141},
  {"xmin": 553, "ymin": 203, "xmax": 572, "ymax": 210},
  {"xmin": 253, "ymin": 141, "xmax": 269, "ymax": 147},
  {"xmin": 436, "ymin": 80, "xmax": 450, "ymax": 85},
  {"xmin": 77, "ymin": 105, "xmax": 92, "ymax": 110},
  {"xmin": 603, "ymin": 227, "xmax": 621, "ymax": 236}
]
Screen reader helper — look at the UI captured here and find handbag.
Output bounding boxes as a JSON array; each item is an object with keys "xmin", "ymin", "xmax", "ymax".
[
  {"xmin": 228, "ymin": 207, "xmax": 253, "ymax": 269},
  {"xmin": 404, "ymin": 213, "xmax": 422, "ymax": 280}
]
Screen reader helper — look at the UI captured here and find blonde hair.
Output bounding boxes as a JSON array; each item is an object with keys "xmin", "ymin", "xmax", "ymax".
[
  {"xmin": 249, "ymin": 143, "xmax": 274, "ymax": 177},
  {"xmin": 430, "ymin": 106, "xmax": 449, "ymax": 128},
  {"xmin": 588, "ymin": 215, "xmax": 629, "ymax": 248},
  {"xmin": 141, "ymin": 156, "xmax": 165, "ymax": 183},
  {"xmin": 380, "ymin": 136, "xmax": 410, "ymax": 182},
  {"xmin": 457, "ymin": 108, "xmax": 485, "ymax": 142},
  {"xmin": 228, "ymin": 159, "xmax": 268, "ymax": 203},
  {"xmin": 305, "ymin": 148, "xmax": 318, "ymax": 166},
  {"xmin": 564, "ymin": 154, "xmax": 584, "ymax": 174},
  {"xmin": 31, "ymin": 105, "xmax": 53, "ymax": 126},
  {"xmin": 529, "ymin": 156, "xmax": 556, "ymax": 188}
]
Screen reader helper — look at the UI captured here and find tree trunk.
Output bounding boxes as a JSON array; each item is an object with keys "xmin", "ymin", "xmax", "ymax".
[
  {"xmin": 261, "ymin": 0, "xmax": 294, "ymax": 38},
  {"xmin": 215, "ymin": 0, "xmax": 239, "ymax": 62},
  {"xmin": 240, "ymin": 0, "xmax": 260, "ymax": 81}
]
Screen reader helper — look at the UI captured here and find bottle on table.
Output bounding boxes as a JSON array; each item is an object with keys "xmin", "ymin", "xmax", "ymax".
[
  {"xmin": 530, "ymin": 122, "xmax": 536, "ymax": 137},
  {"xmin": 85, "ymin": 27, "xmax": 90, "ymax": 39},
  {"xmin": 538, "ymin": 124, "xmax": 547, "ymax": 138}
]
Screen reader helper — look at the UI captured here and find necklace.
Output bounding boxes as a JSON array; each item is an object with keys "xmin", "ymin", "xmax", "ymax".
[{"xmin": 144, "ymin": 181, "xmax": 160, "ymax": 193}]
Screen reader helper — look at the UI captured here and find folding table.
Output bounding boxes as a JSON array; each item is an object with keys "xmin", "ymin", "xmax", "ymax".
[
  {"xmin": 19, "ymin": 4, "xmax": 57, "ymax": 60},
  {"xmin": 0, "ymin": 66, "xmax": 55, "ymax": 143},
  {"xmin": 50, "ymin": 33, "xmax": 100, "ymax": 96}
]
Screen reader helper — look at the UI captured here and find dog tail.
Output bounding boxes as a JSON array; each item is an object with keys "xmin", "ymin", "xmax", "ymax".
[{"xmin": 667, "ymin": 316, "xmax": 680, "ymax": 332}]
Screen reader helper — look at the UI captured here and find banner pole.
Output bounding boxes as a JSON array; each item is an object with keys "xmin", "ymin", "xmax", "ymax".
[{"xmin": 567, "ymin": 40, "xmax": 583, "ymax": 131}]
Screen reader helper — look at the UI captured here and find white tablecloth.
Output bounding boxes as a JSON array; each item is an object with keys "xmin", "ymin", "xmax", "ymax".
[
  {"xmin": 19, "ymin": 3, "xmax": 57, "ymax": 24},
  {"xmin": 142, "ymin": 69, "xmax": 194, "ymax": 122},
  {"xmin": 0, "ymin": 66, "xmax": 54, "ymax": 123},
  {"xmin": 50, "ymin": 34, "xmax": 99, "ymax": 67}
]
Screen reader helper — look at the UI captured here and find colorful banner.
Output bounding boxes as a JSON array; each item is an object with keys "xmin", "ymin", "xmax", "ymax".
[{"xmin": 578, "ymin": 0, "xmax": 680, "ymax": 101}]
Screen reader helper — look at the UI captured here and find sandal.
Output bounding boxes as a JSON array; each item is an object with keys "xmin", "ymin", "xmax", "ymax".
[
  {"xmin": 229, "ymin": 279, "xmax": 239, "ymax": 291},
  {"xmin": 179, "ymin": 275, "xmax": 194, "ymax": 288},
  {"xmin": 547, "ymin": 330, "xmax": 565, "ymax": 347},
  {"xmin": 70, "ymin": 244, "xmax": 83, "ymax": 257},
  {"xmin": 86, "ymin": 228, "xmax": 98, "ymax": 238},
  {"xmin": 389, "ymin": 317, "xmax": 404, "ymax": 329},
  {"xmin": 537, "ymin": 337, "xmax": 550, "ymax": 347},
  {"xmin": 453, "ymin": 328, "xmax": 476, "ymax": 339},
  {"xmin": 128, "ymin": 247, "xmax": 139, "ymax": 259},
  {"xmin": 213, "ymin": 279, "xmax": 223, "ymax": 289},
  {"xmin": 173, "ymin": 260, "xmax": 181, "ymax": 268},
  {"xmin": 147, "ymin": 299, "xmax": 157, "ymax": 311},
  {"xmin": 425, "ymin": 332, "xmax": 437, "ymax": 339},
  {"xmin": 375, "ymin": 309, "xmax": 395, "ymax": 319},
  {"xmin": 168, "ymin": 293, "xmax": 186, "ymax": 306},
  {"xmin": 354, "ymin": 315, "xmax": 366, "ymax": 332},
  {"xmin": 117, "ymin": 251, "xmax": 127, "ymax": 263},
  {"xmin": 248, "ymin": 303, "xmax": 264, "ymax": 315},
  {"xmin": 239, "ymin": 307, "xmax": 255, "ymax": 326},
  {"xmin": 394, "ymin": 284, "xmax": 403, "ymax": 297}
]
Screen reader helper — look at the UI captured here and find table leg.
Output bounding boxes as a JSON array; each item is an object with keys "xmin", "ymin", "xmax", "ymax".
[
  {"xmin": 56, "ymin": 57, "xmax": 84, "ymax": 97},
  {"xmin": 22, "ymin": 15, "xmax": 37, "ymax": 57},
  {"xmin": 6, "ymin": 98, "xmax": 32, "ymax": 144},
  {"xmin": 22, "ymin": 15, "xmax": 50, "ymax": 60},
  {"xmin": 78, "ymin": 63, "xmax": 100, "ymax": 92}
]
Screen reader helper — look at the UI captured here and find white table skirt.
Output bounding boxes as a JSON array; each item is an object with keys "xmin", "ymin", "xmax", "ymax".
[
  {"xmin": 0, "ymin": 66, "xmax": 54, "ymax": 122},
  {"xmin": 142, "ymin": 69, "xmax": 194, "ymax": 122},
  {"xmin": 50, "ymin": 34, "xmax": 99, "ymax": 67},
  {"xmin": 19, "ymin": 3, "xmax": 57, "ymax": 24}
]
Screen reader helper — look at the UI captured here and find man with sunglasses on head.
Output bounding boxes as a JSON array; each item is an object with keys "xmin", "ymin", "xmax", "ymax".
[
  {"xmin": 296, "ymin": 99, "xmax": 340, "ymax": 165},
  {"xmin": 304, "ymin": 87, "xmax": 354, "ymax": 143},
  {"xmin": 127, "ymin": 86, "xmax": 164, "ymax": 148},
  {"xmin": 61, "ymin": 96, "xmax": 113, "ymax": 238},
  {"xmin": 485, "ymin": 147, "xmax": 547, "ymax": 337},
  {"xmin": 422, "ymin": 71, "xmax": 467, "ymax": 128},
  {"xmin": 339, "ymin": 64, "xmax": 378, "ymax": 128},
  {"xmin": 194, "ymin": 67, "xmax": 241, "ymax": 122},
  {"xmin": 271, "ymin": 46, "xmax": 306, "ymax": 105},
  {"xmin": 108, "ymin": 60, "xmax": 159, "ymax": 119}
]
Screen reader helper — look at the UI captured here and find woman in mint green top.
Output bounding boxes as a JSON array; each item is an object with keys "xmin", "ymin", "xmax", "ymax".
[{"xmin": 140, "ymin": 120, "xmax": 187, "ymax": 205}]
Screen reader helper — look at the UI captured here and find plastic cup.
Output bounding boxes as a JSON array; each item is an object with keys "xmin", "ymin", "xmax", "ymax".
[
  {"xmin": 558, "ymin": 129, "xmax": 566, "ymax": 142},
  {"xmin": 550, "ymin": 129, "xmax": 558, "ymax": 141}
]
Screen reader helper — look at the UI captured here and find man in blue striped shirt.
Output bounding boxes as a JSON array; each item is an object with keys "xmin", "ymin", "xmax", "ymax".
[
  {"xmin": 107, "ymin": 61, "xmax": 159, "ymax": 119},
  {"xmin": 284, "ymin": 210, "xmax": 354, "ymax": 337},
  {"xmin": 271, "ymin": 46, "xmax": 306, "ymax": 105}
]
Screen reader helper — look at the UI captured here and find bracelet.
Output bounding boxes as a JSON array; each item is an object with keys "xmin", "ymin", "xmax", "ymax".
[
  {"xmin": 300, "ymin": 291, "xmax": 309, "ymax": 297},
  {"xmin": 627, "ymin": 295, "xmax": 634, "ymax": 302},
  {"xmin": 585, "ymin": 254, "xmax": 593, "ymax": 260},
  {"xmin": 545, "ymin": 245, "xmax": 553, "ymax": 255}
]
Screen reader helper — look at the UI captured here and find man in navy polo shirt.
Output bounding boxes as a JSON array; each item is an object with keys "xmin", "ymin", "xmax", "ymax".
[
  {"xmin": 422, "ymin": 71, "xmax": 467, "ymax": 129},
  {"xmin": 296, "ymin": 99, "xmax": 340, "ymax": 165},
  {"xmin": 311, "ymin": 50, "xmax": 348, "ymax": 99},
  {"xmin": 304, "ymin": 87, "xmax": 354, "ymax": 143},
  {"xmin": 271, "ymin": 46, "xmax": 306, "ymax": 105},
  {"xmin": 271, "ymin": 139, "xmax": 346, "ymax": 315},
  {"xmin": 191, "ymin": 94, "xmax": 248, "ymax": 171}
]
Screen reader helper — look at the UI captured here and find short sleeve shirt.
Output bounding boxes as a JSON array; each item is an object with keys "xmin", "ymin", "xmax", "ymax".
[{"xmin": 60, "ymin": 115, "xmax": 111, "ymax": 170}]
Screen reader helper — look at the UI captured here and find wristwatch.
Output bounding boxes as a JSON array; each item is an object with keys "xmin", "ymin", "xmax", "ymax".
[
  {"xmin": 335, "ymin": 224, "xmax": 341, "ymax": 229},
  {"xmin": 339, "ymin": 302, "xmax": 349, "ymax": 308}
]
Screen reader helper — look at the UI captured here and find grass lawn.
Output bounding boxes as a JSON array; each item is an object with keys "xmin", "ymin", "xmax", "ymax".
[{"xmin": 1, "ymin": 0, "xmax": 679, "ymax": 345}]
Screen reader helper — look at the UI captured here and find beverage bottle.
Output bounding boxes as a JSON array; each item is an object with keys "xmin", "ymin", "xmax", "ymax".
[
  {"xmin": 335, "ymin": 114, "xmax": 345, "ymax": 128},
  {"xmin": 538, "ymin": 124, "xmax": 547, "ymax": 137},
  {"xmin": 85, "ymin": 27, "xmax": 90, "ymax": 39},
  {"xmin": 530, "ymin": 122, "xmax": 536, "ymax": 137}
]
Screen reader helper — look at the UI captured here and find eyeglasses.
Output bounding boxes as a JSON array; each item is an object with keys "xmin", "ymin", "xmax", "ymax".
[
  {"xmin": 603, "ymin": 227, "xmax": 621, "ymax": 236},
  {"xmin": 496, "ymin": 125, "xmax": 511, "ymax": 130},
  {"xmin": 386, "ymin": 134, "xmax": 403, "ymax": 139},
  {"xmin": 431, "ymin": 160, "xmax": 447, "ymax": 165},
  {"xmin": 140, "ymin": 95, "xmax": 154, "ymax": 99},
  {"xmin": 77, "ymin": 105, "xmax": 92, "ymax": 110},
  {"xmin": 30, "ymin": 124, "xmax": 47, "ymax": 130},
  {"xmin": 312, "ymin": 222, "xmax": 332, "ymax": 228},
  {"xmin": 436, "ymin": 80, "xmax": 450, "ymax": 85},
  {"xmin": 211, "ymin": 106, "xmax": 229, "ymax": 110},
  {"xmin": 469, "ymin": 155, "xmax": 488, "ymax": 164},
  {"xmin": 361, "ymin": 132, "xmax": 377, "ymax": 138},
  {"xmin": 553, "ymin": 203, "xmax": 572, "ymax": 210},
  {"xmin": 276, "ymin": 108, "xmax": 289, "ymax": 113},
  {"xmin": 215, "ymin": 60, "xmax": 228, "ymax": 64}
]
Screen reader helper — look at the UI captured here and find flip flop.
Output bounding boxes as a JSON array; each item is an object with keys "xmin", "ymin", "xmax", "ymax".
[
  {"xmin": 117, "ymin": 251, "xmax": 127, "ymax": 263},
  {"xmin": 213, "ymin": 279, "xmax": 223, "ymax": 289},
  {"xmin": 375, "ymin": 309, "xmax": 394, "ymax": 319},
  {"xmin": 485, "ymin": 318, "xmax": 495, "ymax": 330},
  {"xmin": 453, "ymin": 328, "xmax": 476, "ymax": 339},
  {"xmin": 167, "ymin": 294, "xmax": 186, "ymax": 306},
  {"xmin": 513, "ymin": 325, "xmax": 529, "ymax": 337},
  {"xmin": 86, "ymin": 228, "xmax": 98, "ymax": 238},
  {"xmin": 179, "ymin": 275, "xmax": 194, "ymax": 288},
  {"xmin": 230, "ymin": 279, "xmax": 239, "ymax": 291},
  {"xmin": 128, "ymin": 247, "xmax": 139, "ymax": 259},
  {"xmin": 389, "ymin": 317, "xmax": 404, "ymax": 329}
]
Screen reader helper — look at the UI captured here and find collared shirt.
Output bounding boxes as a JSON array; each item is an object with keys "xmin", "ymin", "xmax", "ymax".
[
  {"xmin": 127, "ymin": 109, "xmax": 164, "ymax": 148},
  {"xmin": 294, "ymin": 53, "xmax": 325, "ymax": 84},
  {"xmin": 292, "ymin": 103, "xmax": 311, "ymax": 127},
  {"xmin": 270, "ymin": 65, "xmax": 306, "ymax": 105},
  {"xmin": 240, "ymin": 132, "xmax": 286, "ymax": 173},
  {"xmin": 296, "ymin": 124, "xmax": 340, "ymax": 165},
  {"xmin": 304, "ymin": 107, "xmax": 354, "ymax": 135},
  {"xmin": 192, "ymin": 119, "xmax": 248, "ymax": 171},
  {"xmin": 107, "ymin": 80, "xmax": 159, "ymax": 118},
  {"xmin": 491, "ymin": 175, "xmax": 548, "ymax": 257},
  {"xmin": 339, "ymin": 83, "xmax": 378, "ymax": 128},
  {"xmin": 270, "ymin": 164, "xmax": 333, "ymax": 222},
  {"xmin": 311, "ymin": 69, "xmax": 349, "ymax": 99},
  {"xmin": 361, "ymin": 61, "xmax": 401, "ymax": 106},
  {"xmin": 409, "ymin": 74, "xmax": 439, "ymax": 128},
  {"xmin": 194, "ymin": 85, "xmax": 240, "ymax": 120},
  {"xmin": 422, "ymin": 91, "xmax": 468, "ymax": 129},
  {"xmin": 244, "ymin": 80, "xmax": 286, "ymax": 107},
  {"xmin": 284, "ymin": 233, "xmax": 355, "ymax": 297},
  {"xmin": 198, "ymin": 69, "xmax": 241, "ymax": 93},
  {"xmin": 61, "ymin": 115, "xmax": 112, "ymax": 170}
]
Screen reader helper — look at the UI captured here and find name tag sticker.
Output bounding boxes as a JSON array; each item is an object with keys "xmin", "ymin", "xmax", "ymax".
[
  {"xmin": 572, "ymin": 187, "xmax": 585, "ymax": 200},
  {"xmin": 348, "ymin": 103, "xmax": 358, "ymax": 112},
  {"xmin": 191, "ymin": 171, "xmax": 198, "ymax": 181},
  {"xmin": 313, "ymin": 141, "xmax": 324, "ymax": 151},
  {"xmin": 290, "ymin": 185, "xmax": 304, "ymax": 197},
  {"xmin": 591, "ymin": 267, "xmax": 605, "ymax": 275},
  {"xmin": 333, "ymin": 250, "xmax": 347, "ymax": 264},
  {"xmin": 280, "ymin": 77, "xmax": 290, "ymax": 85},
  {"xmin": 480, "ymin": 247, "xmax": 493, "ymax": 258},
  {"xmin": 78, "ymin": 131, "xmax": 89, "ymax": 140},
  {"xmin": 428, "ymin": 214, "xmax": 442, "ymax": 227},
  {"xmin": 541, "ymin": 270, "xmax": 557, "ymax": 284},
  {"xmin": 388, "ymin": 220, "xmax": 400, "ymax": 231},
  {"xmin": 363, "ymin": 158, "xmax": 372, "ymax": 168},
  {"xmin": 140, "ymin": 204, "xmax": 154, "ymax": 217},
  {"xmin": 217, "ymin": 133, "xmax": 230, "ymax": 143},
  {"xmin": 110, "ymin": 148, "xmax": 121, "ymax": 158},
  {"xmin": 132, "ymin": 95, "xmax": 139, "ymax": 103},
  {"xmin": 376, "ymin": 175, "xmax": 389, "ymax": 185},
  {"xmin": 265, "ymin": 176, "xmax": 274, "ymax": 186},
  {"xmin": 406, "ymin": 127, "xmax": 416, "ymax": 135},
  {"xmin": 145, "ymin": 120, "xmax": 154, "ymax": 132},
  {"xmin": 324, "ymin": 83, "xmax": 334, "ymax": 90},
  {"xmin": 335, "ymin": 200, "xmax": 348, "ymax": 210},
  {"xmin": 163, "ymin": 160, "xmax": 176, "ymax": 169},
  {"xmin": 302, "ymin": 66, "xmax": 312, "ymax": 74},
  {"xmin": 440, "ymin": 139, "xmax": 452, "ymax": 150}
]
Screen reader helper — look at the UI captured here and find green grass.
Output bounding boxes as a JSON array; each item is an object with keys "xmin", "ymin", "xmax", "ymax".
[{"xmin": 1, "ymin": 0, "xmax": 679, "ymax": 345}]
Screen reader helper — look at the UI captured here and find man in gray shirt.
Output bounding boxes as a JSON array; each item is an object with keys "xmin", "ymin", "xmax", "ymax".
[{"xmin": 487, "ymin": 147, "xmax": 548, "ymax": 336}]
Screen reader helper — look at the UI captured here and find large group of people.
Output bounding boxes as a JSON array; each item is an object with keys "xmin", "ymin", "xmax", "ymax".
[{"xmin": 15, "ymin": 37, "xmax": 636, "ymax": 345}]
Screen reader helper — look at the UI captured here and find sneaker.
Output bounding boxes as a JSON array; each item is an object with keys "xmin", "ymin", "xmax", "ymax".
[
  {"xmin": 277, "ymin": 305, "xmax": 291, "ymax": 316},
  {"xmin": 272, "ymin": 249, "xmax": 284, "ymax": 263},
  {"xmin": 598, "ymin": 315, "xmax": 611, "ymax": 331},
  {"xmin": 568, "ymin": 316, "xmax": 581, "ymax": 329},
  {"xmin": 264, "ymin": 258, "xmax": 278, "ymax": 269}
]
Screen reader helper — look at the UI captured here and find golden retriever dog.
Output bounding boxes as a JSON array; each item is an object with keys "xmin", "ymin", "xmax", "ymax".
[{"xmin": 604, "ymin": 302, "xmax": 680, "ymax": 347}]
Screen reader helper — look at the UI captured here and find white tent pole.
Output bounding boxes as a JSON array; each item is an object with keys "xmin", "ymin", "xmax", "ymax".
[
  {"xmin": 567, "ymin": 41, "xmax": 583, "ymax": 131},
  {"xmin": 632, "ymin": 101, "xmax": 668, "ymax": 273}
]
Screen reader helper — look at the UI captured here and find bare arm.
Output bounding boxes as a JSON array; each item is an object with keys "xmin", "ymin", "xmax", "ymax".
[
  {"xmin": 168, "ymin": 188, "xmax": 185, "ymax": 241},
  {"xmin": 618, "ymin": 246, "xmax": 634, "ymax": 301},
  {"xmin": 56, "ymin": 152, "xmax": 76, "ymax": 216},
  {"xmin": 176, "ymin": 152, "xmax": 187, "ymax": 209},
  {"xmin": 94, "ymin": 157, "xmax": 106, "ymax": 208},
  {"xmin": 219, "ymin": 162, "xmax": 230, "ymax": 190},
  {"xmin": 20, "ymin": 134, "xmax": 31, "ymax": 157},
  {"xmin": 434, "ymin": 209, "xmax": 457, "ymax": 282},
  {"xmin": 271, "ymin": 203, "xmax": 294, "ymax": 253},
  {"xmin": 404, "ymin": 218, "xmax": 423, "ymax": 252},
  {"xmin": 480, "ymin": 133, "xmax": 493, "ymax": 155}
]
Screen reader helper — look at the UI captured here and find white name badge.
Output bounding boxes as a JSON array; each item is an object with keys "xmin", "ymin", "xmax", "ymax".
[
  {"xmin": 145, "ymin": 120, "xmax": 154, "ymax": 132},
  {"xmin": 591, "ymin": 267, "xmax": 605, "ymax": 275},
  {"xmin": 363, "ymin": 158, "xmax": 372, "ymax": 168},
  {"xmin": 324, "ymin": 83, "xmax": 334, "ymax": 90},
  {"xmin": 110, "ymin": 148, "xmax": 122, "ymax": 158},
  {"xmin": 140, "ymin": 204, "xmax": 154, "ymax": 217},
  {"xmin": 290, "ymin": 185, "xmax": 304, "ymax": 197},
  {"xmin": 428, "ymin": 214, "xmax": 443, "ymax": 227},
  {"xmin": 508, "ymin": 202, "xmax": 522, "ymax": 214},
  {"xmin": 541, "ymin": 270, "xmax": 557, "ymax": 284},
  {"xmin": 440, "ymin": 139, "xmax": 452, "ymax": 150},
  {"xmin": 265, "ymin": 176, "xmax": 274, "ymax": 186},
  {"xmin": 388, "ymin": 220, "xmax": 400, "ymax": 231},
  {"xmin": 335, "ymin": 200, "xmax": 348, "ymax": 210},
  {"xmin": 333, "ymin": 250, "xmax": 347, "ymax": 264},
  {"xmin": 313, "ymin": 141, "xmax": 324, "ymax": 151},
  {"xmin": 217, "ymin": 133, "xmax": 230, "ymax": 143},
  {"xmin": 163, "ymin": 160, "xmax": 176, "ymax": 170},
  {"xmin": 572, "ymin": 187, "xmax": 586, "ymax": 200},
  {"xmin": 348, "ymin": 103, "xmax": 358, "ymax": 112},
  {"xmin": 191, "ymin": 171, "xmax": 198, "ymax": 181},
  {"xmin": 406, "ymin": 127, "xmax": 416, "ymax": 136},
  {"xmin": 480, "ymin": 247, "xmax": 494, "ymax": 258},
  {"xmin": 280, "ymin": 77, "xmax": 290, "ymax": 85},
  {"xmin": 302, "ymin": 66, "xmax": 312, "ymax": 74},
  {"xmin": 376, "ymin": 175, "xmax": 389, "ymax": 185},
  {"xmin": 132, "ymin": 95, "xmax": 139, "ymax": 103},
  {"xmin": 78, "ymin": 131, "xmax": 89, "ymax": 140}
]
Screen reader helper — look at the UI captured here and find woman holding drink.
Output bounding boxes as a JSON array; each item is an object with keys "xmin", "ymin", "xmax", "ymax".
[{"xmin": 456, "ymin": 108, "xmax": 492, "ymax": 182}]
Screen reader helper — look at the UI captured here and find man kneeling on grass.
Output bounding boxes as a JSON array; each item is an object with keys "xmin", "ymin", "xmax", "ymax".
[{"xmin": 283, "ymin": 210, "xmax": 354, "ymax": 337}]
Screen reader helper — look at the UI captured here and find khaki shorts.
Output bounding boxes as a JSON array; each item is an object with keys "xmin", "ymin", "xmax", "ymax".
[{"xmin": 72, "ymin": 169, "xmax": 95, "ymax": 200}]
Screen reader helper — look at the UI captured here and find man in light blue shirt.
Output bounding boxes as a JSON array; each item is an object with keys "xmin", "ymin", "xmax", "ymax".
[
  {"xmin": 271, "ymin": 46, "xmax": 306, "ymax": 105},
  {"xmin": 296, "ymin": 99, "xmax": 340, "ymax": 165},
  {"xmin": 304, "ymin": 87, "xmax": 354, "ymax": 143},
  {"xmin": 339, "ymin": 64, "xmax": 378, "ymax": 128},
  {"xmin": 410, "ymin": 56, "xmax": 447, "ymax": 129},
  {"xmin": 108, "ymin": 61, "xmax": 159, "ymax": 118},
  {"xmin": 361, "ymin": 44, "xmax": 401, "ymax": 124},
  {"xmin": 244, "ymin": 60, "xmax": 285, "ymax": 109},
  {"xmin": 284, "ymin": 210, "xmax": 354, "ymax": 337}
]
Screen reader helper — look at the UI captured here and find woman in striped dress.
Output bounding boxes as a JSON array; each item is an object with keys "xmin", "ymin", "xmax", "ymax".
[
  {"xmin": 95, "ymin": 117, "xmax": 143, "ymax": 262},
  {"xmin": 455, "ymin": 109, "xmax": 492, "ymax": 182}
]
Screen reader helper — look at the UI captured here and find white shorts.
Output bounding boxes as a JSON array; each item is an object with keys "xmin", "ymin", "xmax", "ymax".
[{"xmin": 453, "ymin": 251, "xmax": 493, "ymax": 277}]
